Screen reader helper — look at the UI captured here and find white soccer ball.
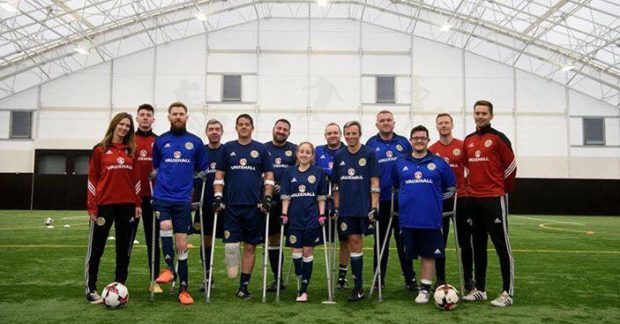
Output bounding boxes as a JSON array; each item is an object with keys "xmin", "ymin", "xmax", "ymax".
[
  {"xmin": 434, "ymin": 284, "xmax": 459, "ymax": 311},
  {"xmin": 44, "ymin": 217, "xmax": 54, "ymax": 226},
  {"xmin": 102, "ymin": 282, "xmax": 129, "ymax": 309}
]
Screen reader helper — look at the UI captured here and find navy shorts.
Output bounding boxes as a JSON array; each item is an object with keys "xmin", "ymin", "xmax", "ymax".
[
  {"xmin": 193, "ymin": 204, "xmax": 224, "ymax": 238},
  {"xmin": 338, "ymin": 216, "xmax": 373, "ymax": 236},
  {"xmin": 152, "ymin": 199, "xmax": 192, "ymax": 234},
  {"xmin": 287, "ymin": 227, "xmax": 324, "ymax": 248},
  {"xmin": 224, "ymin": 205, "xmax": 264, "ymax": 245},
  {"xmin": 402, "ymin": 228, "xmax": 445, "ymax": 259}
]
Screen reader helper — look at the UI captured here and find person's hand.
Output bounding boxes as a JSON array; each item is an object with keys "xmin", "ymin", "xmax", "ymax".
[
  {"xmin": 212, "ymin": 195, "xmax": 225, "ymax": 212},
  {"xmin": 318, "ymin": 215, "xmax": 327, "ymax": 226},
  {"xmin": 260, "ymin": 195, "xmax": 273, "ymax": 213},
  {"xmin": 280, "ymin": 214, "xmax": 288, "ymax": 225},
  {"xmin": 330, "ymin": 208, "xmax": 339, "ymax": 220},
  {"xmin": 134, "ymin": 206, "xmax": 142, "ymax": 220},
  {"xmin": 89, "ymin": 214, "xmax": 97, "ymax": 222},
  {"xmin": 148, "ymin": 169, "xmax": 157, "ymax": 180},
  {"xmin": 368, "ymin": 207, "xmax": 378, "ymax": 222}
]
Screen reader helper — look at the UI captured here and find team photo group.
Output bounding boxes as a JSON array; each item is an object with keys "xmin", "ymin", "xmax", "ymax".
[{"xmin": 84, "ymin": 99, "xmax": 516, "ymax": 309}]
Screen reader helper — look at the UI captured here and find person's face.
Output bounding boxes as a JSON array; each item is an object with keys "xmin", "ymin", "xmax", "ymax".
[
  {"xmin": 206, "ymin": 123, "xmax": 223, "ymax": 144},
  {"xmin": 136, "ymin": 109, "xmax": 155, "ymax": 130},
  {"xmin": 114, "ymin": 118, "xmax": 132, "ymax": 139},
  {"xmin": 376, "ymin": 112, "xmax": 395, "ymax": 135},
  {"xmin": 296, "ymin": 143, "xmax": 314, "ymax": 165},
  {"xmin": 235, "ymin": 117, "xmax": 254, "ymax": 138},
  {"xmin": 474, "ymin": 105, "xmax": 493, "ymax": 128},
  {"xmin": 168, "ymin": 107, "xmax": 188, "ymax": 130},
  {"xmin": 324, "ymin": 125, "xmax": 341, "ymax": 146},
  {"xmin": 344, "ymin": 125, "xmax": 361, "ymax": 148},
  {"xmin": 410, "ymin": 130, "xmax": 429, "ymax": 153},
  {"xmin": 272, "ymin": 121, "xmax": 290, "ymax": 144},
  {"xmin": 436, "ymin": 116, "xmax": 453, "ymax": 137}
]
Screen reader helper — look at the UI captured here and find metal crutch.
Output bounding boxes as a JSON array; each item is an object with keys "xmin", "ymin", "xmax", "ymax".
[
  {"xmin": 275, "ymin": 222, "xmax": 285, "ymax": 302},
  {"xmin": 321, "ymin": 222, "xmax": 336, "ymax": 304},
  {"xmin": 197, "ymin": 178, "xmax": 209, "ymax": 303},
  {"xmin": 262, "ymin": 211, "xmax": 271, "ymax": 303},
  {"xmin": 369, "ymin": 189, "xmax": 396, "ymax": 299}
]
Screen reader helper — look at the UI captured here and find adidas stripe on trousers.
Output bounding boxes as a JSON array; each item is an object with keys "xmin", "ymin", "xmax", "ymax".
[{"xmin": 468, "ymin": 195, "xmax": 514, "ymax": 296}]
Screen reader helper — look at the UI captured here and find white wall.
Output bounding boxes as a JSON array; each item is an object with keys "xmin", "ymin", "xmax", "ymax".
[{"xmin": 0, "ymin": 18, "xmax": 618, "ymax": 178}]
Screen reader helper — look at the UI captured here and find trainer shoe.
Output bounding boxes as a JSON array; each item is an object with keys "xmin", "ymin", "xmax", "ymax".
[
  {"xmin": 86, "ymin": 291, "xmax": 103, "ymax": 304},
  {"xmin": 178, "ymin": 290, "xmax": 194, "ymax": 305},
  {"xmin": 414, "ymin": 290, "xmax": 430, "ymax": 304},
  {"xmin": 337, "ymin": 277, "xmax": 348, "ymax": 290},
  {"xmin": 236, "ymin": 286, "xmax": 251, "ymax": 300},
  {"xmin": 373, "ymin": 281, "xmax": 385, "ymax": 291},
  {"xmin": 405, "ymin": 279, "xmax": 419, "ymax": 292},
  {"xmin": 490, "ymin": 291, "xmax": 513, "ymax": 307},
  {"xmin": 155, "ymin": 269, "xmax": 176, "ymax": 284},
  {"xmin": 296, "ymin": 292, "xmax": 308, "ymax": 302},
  {"xmin": 462, "ymin": 288, "xmax": 487, "ymax": 302},
  {"xmin": 464, "ymin": 279, "xmax": 476, "ymax": 294},
  {"xmin": 149, "ymin": 282, "xmax": 163, "ymax": 294},
  {"xmin": 265, "ymin": 280, "xmax": 286, "ymax": 292},
  {"xmin": 347, "ymin": 288, "xmax": 365, "ymax": 302}
]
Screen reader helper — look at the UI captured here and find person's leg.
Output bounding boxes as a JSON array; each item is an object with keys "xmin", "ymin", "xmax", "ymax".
[
  {"xmin": 85, "ymin": 205, "xmax": 114, "ymax": 298},
  {"xmin": 456, "ymin": 198, "xmax": 475, "ymax": 291},
  {"xmin": 113, "ymin": 204, "xmax": 135, "ymax": 284},
  {"xmin": 484, "ymin": 196, "xmax": 514, "ymax": 304}
]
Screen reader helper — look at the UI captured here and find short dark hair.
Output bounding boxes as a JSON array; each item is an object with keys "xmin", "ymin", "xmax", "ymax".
[
  {"xmin": 473, "ymin": 100, "xmax": 493, "ymax": 114},
  {"xmin": 343, "ymin": 121, "xmax": 362, "ymax": 135},
  {"xmin": 137, "ymin": 103, "xmax": 154, "ymax": 114},
  {"xmin": 410, "ymin": 125, "xmax": 429, "ymax": 138},
  {"xmin": 435, "ymin": 113, "xmax": 453, "ymax": 123},
  {"xmin": 274, "ymin": 119, "xmax": 291, "ymax": 129},
  {"xmin": 236, "ymin": 114, "xmax": 254, "ymax": 126},
  {"xmin": 206, "ymin": 119, "xmax": 223, "ymax": 131},
  {"xmin": 168, "ymin": 101, "xmax": 187, "ymax": 113}
]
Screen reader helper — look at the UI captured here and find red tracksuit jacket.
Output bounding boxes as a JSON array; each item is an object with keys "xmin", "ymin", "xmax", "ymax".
[
  {"xmin": 134, "ymin": 130, "xmax": 157, "ymax": 198},
  {"xmin": 429, "ymin": 138, "xmax": 468, "ymax": 198},
  {"xmin": 463, "ymin": 125, "xmax": 516, "ymax": 197},
  {"xmin": 87, "ymin": 143, "xmax": 141, "ymax": 215}
]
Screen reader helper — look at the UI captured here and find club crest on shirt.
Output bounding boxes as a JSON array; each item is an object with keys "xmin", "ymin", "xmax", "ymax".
[
  {"xmin": 386, "ymin": 150, "xmax": 393, "ymax": 158},
  {"xmin": 358, "ymin": 158, "xmax": 367, "ymax": 167},
  {"xmin": 193, "ymin": 222, "xmax": 201, "ymax": 231},
  {"xmin": 285, "ymin": 150, "xmax": 293, "ymax": 157},
  {"xmin": 174, "ymin": 151, "xmax": 182, "ymax": 159},
  {"xmin": 427, "ymin": 163, "xmax": 436, "ymax": 171},
  {"xmin": 289, "ymin": 235, "xmax": 297, "ymax": 244},
  {"xmin": 224, "ymin": 230, "xmax": 230, "ymax": 239},
  {"xmin": 298, "ymin": 184, "xmax": 306, "ymax": 193},
  {"xmin": 250, "ymin": 150, "xmax": 259, "ymax": 158},
  {"xmin": 340, "ymin": 222, "xmax": 348, "ymax": 232},
  {"xmin": 96, "ymin": 217, "xmax": 106, "ymax": 226},
  {"xmin": 484, "ymin": 139, "xmax": 493, "ymax": 147},
  {"xmin": 275, "ymin": 157, "xmax": 282, "ymax": 165},
  {"xmin": 396, "ymin": 144, "xmax": 404, "ymax": 152},
  {"xmin": 140, "ymin": 149, "xmax": 148, "ymax": 157},
  {"xmin": 415, "ymin": 171, "xmax": 423, "ymax": 179},
  {"xmin": 240, "ymin": 158, "xmax": 247, "ymax": 166},
  {"xmin": 117, "ymin": 157, "xmax": 125, "ymax": 165},
  {"xmin": 308, "ymin": 175, "xmax": 316, "ymax": 184},
  {"xmin": 453, "ymin": 148, "xmax": 461, "ymax": 156},
  {"xmin": 475, "ymin": 150, "xmax": 481, "ymax": 158},
  {"xmin": 185, "ymin": 142, "xmax": 194, "ymax": 150},
  {"xmin": 348, "ymin": 168, "xmax": 356, "ymax": 176}
]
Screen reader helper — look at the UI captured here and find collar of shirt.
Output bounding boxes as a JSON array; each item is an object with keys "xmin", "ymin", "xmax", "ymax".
[
  {"xmin": 136, "ymin": 129, "xmax": 154, "ymax": 137},
  {"xmin": 475, "ymin": 124, "xmax": 492, "ymax": 135}
]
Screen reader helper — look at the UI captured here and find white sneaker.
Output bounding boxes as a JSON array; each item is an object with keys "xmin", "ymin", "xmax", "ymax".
[
  {"xmin": 462, "ymin": 288, "xmax": 487, "ymax": 301},
  {"xmin": 296, "ymin": 292, "xmax": 308, "ymax": 302},
  {"xmin": 414, "ymin": 290, "xmax": 430, "ymax": 304},
  {"xmin": 490, "ymin": 291, "xmax": 513, "ymax": 307},
  {"xmin": 86, "ymin": 291, "xmax": 103, "ymax": 304}
]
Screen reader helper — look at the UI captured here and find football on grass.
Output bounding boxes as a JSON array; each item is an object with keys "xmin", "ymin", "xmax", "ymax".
[
  {"xmin": 44, "ymin": 217, "xmax": 54, "ymax": 226},
  {"xmin": 434, "ymin": 284, "xmax": 459, "ymax": 310},
  {"xmin": 102, "ymin": 282, "xmax": 128, "ymax": 308}
]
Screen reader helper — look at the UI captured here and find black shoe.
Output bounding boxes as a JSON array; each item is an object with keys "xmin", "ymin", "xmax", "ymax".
[
  {"xmin": 347, "ymin": 288, "xmax": 365, "ymax": 302},
  {"xmin": 337, "ymin": 277, "xmax": 348, "ymax": 290},
  {"xmin": 405, "ymin": 279, "xmax": 419, "ymax": 292},
  {"xmin": 265, "ymin": 280, "xmax": 286, "ymax": 292},
  {"xmin": 373, "ymin": 281, "xmax": 385, "ymax": 291},
  {"xmin": 236, "ymin": 286, "xmax": 251, "ymax": 299}
]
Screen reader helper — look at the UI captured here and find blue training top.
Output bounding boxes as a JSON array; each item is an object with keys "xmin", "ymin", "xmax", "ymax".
[
  {"xmin": 216, "ymin": 139, "xmax": 273, "ymax": 206},
  {"xmin": 331, "ymin": 144, "xmax": 380, "ymax": 218},
  {"xmin": 391, "ymin": 153, "xmax": 456, "ymax": 229},
  {"xmin": 366, "ymin": 133, "xmax": 412, "ymax": 201},
  {"xmin": 315, "ymin": 142, "xmax": 345, "ymax": 178},
  {"xmin": 193, "ymin": 144, "xmax": 225, "ymax": 205},
  {"xmin": 280, "ymin": 165, "xmax": 328, "ymax": 230},
  {"xmin": 153, "ymin": 129, "xmax": 207, "ymax": 203},
  {"xmin": 265, "ymin": 141, "xmax": 297, "ymax": 197}
]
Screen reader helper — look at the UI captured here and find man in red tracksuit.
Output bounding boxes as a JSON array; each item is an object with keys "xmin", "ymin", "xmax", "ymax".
[
  {"xmin": 133, "ymin": 103, "xmax": 162, "ymax": 294},
  {"xmin": 462, "ymin": 100, "xmax": 516, "ymax": 307}
]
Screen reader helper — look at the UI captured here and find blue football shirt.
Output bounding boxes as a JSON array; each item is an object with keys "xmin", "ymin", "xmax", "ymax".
[
  {"xmin": 366, "ymin": 133, "xmax": 412, "ymax": 201},
  {"xmin": 280, "ymin": 165, "xmax": 328, "ymax": 230}
]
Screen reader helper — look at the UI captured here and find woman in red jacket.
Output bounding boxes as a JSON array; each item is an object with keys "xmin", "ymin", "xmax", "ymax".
[{"xmin": 84, "ymin": 112, "xmax": 142, "ymax": 304}]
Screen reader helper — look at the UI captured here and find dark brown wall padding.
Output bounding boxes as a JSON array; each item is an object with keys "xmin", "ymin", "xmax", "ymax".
[{"xmin": 0, "ymin": 173, "xmax": 33, "ymax": 209}]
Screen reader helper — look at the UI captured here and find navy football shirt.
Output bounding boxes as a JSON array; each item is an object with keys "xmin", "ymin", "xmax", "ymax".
[
  {"xmin": 280, "ymin": 165, "xmax": 328, "ymax": 230},
  {"xmin": 366, "ymin": 133, "xmax": 412, "ymax": 201},
  {"xmin": 216, "ymin": 140, "xmax": 273, "ymax": 205},
  {"xmin": 315, "ymin": 142, "xmax": 345, "ymax": 177},
  {"xmin": 331, "ymin": 145, "xmax": 380, "ymax": 218},
  {"xmin": 265, "ymin": 141, "xmax": 297, "ymax": 194}
]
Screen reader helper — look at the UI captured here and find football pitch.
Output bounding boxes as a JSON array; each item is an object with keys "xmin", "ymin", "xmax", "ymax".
[{"xmin": 0, "ymin": 210, "xmax": 618, "ymax": 323}]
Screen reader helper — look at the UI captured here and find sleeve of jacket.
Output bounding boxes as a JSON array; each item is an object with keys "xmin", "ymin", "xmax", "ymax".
[
  {"xmin": 498, "ymin": 136, "xmax": 517, "ymax": 193},
  {"xmin": 87, "ymin": 146, "xmax": 101, "ymax": 216},
  {"xmin": 132, "ymin": 153, "xmax": 142, "ymax": 207}
]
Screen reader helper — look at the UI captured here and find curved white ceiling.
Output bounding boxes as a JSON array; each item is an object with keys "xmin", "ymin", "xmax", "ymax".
[{"xmin": 0, "ymin": 0, "xmax": 618, "ymax": 107}]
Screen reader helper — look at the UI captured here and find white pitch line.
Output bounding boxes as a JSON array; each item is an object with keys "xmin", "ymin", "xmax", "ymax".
[{"xmin": 513, "ymin": 216, "xmax": 585, "ymax": 226}]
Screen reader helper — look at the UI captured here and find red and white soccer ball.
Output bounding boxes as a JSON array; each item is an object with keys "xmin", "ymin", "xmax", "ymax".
[
  {"xmin": 434, "ymin": 284, "xmax": 459, "ymax": 311},
  {"xmin": 102, "ymin": 282, "xmax": 129, "ymax": 309}
]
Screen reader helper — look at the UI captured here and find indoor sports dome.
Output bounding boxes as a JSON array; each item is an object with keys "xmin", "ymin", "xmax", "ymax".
[{"xmin": 0, "ymin": 0, "xmax": 618, "ymax": 321}]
